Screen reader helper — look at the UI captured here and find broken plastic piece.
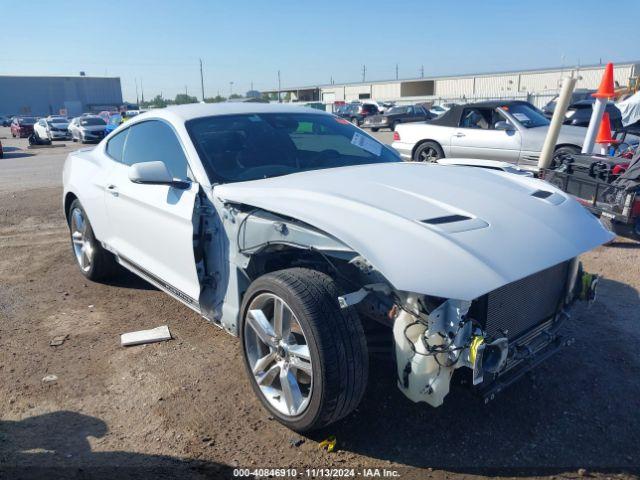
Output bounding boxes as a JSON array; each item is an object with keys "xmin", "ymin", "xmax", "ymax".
[
  {"xmin": 120, "ymin": 325, "xmax": 172, "ymax": 347},
  {"xmin": 319, "ymin": 435, "xmax": 336, "ymax": 452}
]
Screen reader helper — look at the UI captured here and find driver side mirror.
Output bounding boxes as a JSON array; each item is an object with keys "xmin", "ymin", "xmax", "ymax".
[
  {"xmin": 128, "ymin": 161, "xmax": 190, "ymax": 189},
  {"xmin": 494, "ymin": 121, "xmax": 515, "ymax": 131}
]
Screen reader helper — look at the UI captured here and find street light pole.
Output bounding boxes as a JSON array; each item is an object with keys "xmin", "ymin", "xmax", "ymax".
[
  {"xmin": 199, "ymin": 58, "xmax": 205, "ymax": 102},
  {"xmin": 277, "ymin": 70, "xmax": 281, "ymax": 103},
  {"xmin": 229, "ymin": 81, "xmax": 234, "ymax": 97}
]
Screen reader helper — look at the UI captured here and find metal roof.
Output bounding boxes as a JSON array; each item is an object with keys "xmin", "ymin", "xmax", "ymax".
[{"xmin": 262, "ymin": 60, "xmax": 640, "ymax": 93}]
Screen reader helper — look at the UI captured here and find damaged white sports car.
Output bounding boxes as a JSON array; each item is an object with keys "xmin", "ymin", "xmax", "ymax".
[{"xmin": 63, "ymin": 104, "xmax": 612, "ymax": 431}]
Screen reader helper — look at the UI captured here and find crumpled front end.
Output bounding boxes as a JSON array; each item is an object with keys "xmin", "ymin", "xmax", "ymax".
[{"xmin": 391, "ymin": 258, "xmax": 599, "ymax": 406}]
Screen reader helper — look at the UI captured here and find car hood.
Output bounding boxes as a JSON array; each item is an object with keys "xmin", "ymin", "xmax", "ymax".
[{"xmin": 215, "ymin": 162, "xmax": 612, "ymax": 300}]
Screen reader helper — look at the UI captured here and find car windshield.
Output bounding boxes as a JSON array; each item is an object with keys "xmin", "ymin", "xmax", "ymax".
[
  {"xmin": 50, "ymin": 118, "xmax": 67, "ymax": 123},
  {"xmin": 187, "ymin": 112, "xmax": 399, "ymax": 183},
  {"xmin": 80, "ymin": 117, "xmax": 106, "ymax": 126},
  {"xmin": 501, "ymin": 104, "xmax": 550, "ymax": 128},
  {"xmin": 20, "ymin": 117, "xmax": 36, "ymax": 124}
]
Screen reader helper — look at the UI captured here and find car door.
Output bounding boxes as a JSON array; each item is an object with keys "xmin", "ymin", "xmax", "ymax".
[
  {"xmin": 449, "ymin": 107, "xmax": 521, "ymax": 163},
  {"xmin": 103, "ymin": 120, "xmax": 201, "ymax": 307}
]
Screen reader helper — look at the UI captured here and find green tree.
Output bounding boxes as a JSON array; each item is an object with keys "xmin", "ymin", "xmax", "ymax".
[
  {"xmin": 174, "ymin": 93, "xmax": 198, "ymax": 105},
  {"xmin": 229, "ymin": 93, "xmax": 243, "ymax": 99},
  {"xmin": 204, "ymin": 95, "xmax": 227, "ymax": 103}
]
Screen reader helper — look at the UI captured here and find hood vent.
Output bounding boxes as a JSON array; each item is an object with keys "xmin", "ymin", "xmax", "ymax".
[
  {"xmin": 420, "ymin": 214, "xmax": 488, "ymax": 234},
  {"xmin": 422, "ymin": 214, "xmax": 471, "ymax": 225},
  {"xmin": 531, "ymin": 190, "xmax": 553, "ymax": 199},
  {"xmin": 531, "ymin": 189, "xmax": 566, "ymax": 205}
]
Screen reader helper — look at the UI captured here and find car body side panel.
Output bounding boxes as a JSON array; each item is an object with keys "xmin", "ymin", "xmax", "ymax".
[
  {"xmin": 62, "ymin": 148, "xmax": 114, "ymax": 241},
  {"xmin": 392, "ymin": 123, "xmax": 455, "ymax": 159}
]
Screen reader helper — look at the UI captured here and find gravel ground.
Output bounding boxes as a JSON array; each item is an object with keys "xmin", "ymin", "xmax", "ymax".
[{"xmin": 0, "ymin": 127, "xmax": 639, "ymax": 479}]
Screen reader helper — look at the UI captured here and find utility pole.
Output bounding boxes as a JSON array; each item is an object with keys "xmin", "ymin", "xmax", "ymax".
[
  {"xmin": 134, "ymin": 78, "xmax": 139, "ymax": 106},
  {"xmin": 140, "ymin": 79, "xmax": 144, "ymax": 103},
  {"xmin": 395, "ymin": 63, "xmax": 398, "ymax": 80},
  {"xmin": 199, "ymin": 58, "xmax": 205, "ymax": 101},
  {"xmin": 251, "ymin": 80, "xmax": 254, "ymax": 91},
  {"xmin": 185, "ymin": 85, "xmax": 188, "ymax": 96},
  {"xmin": 277, "ymin": 70, "xmax": 281, "ymax": 103},
  {"xmin": 420, "ymin": 65, "xmax": 424, "ymax": 78},
  {"xmin": 362, "ymin": 65, "xmax": 366, "ymax": 83},
  {"xmin": 229, "ymin": 81, "xmax": 234, "ymax": 97}
]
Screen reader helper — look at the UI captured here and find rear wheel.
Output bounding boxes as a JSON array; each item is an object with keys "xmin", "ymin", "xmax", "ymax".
[
  {"xmin": 371, "ymin": 127, "xmax": 379, "ymax": 132},
  {"xmin": 413, "ymin": 141, "xmax": 444, "ymax": 162},
  {"xmin": 240, "ymin": 268, "xmax": 368, "ymax": 432},
  {"xmin": 351, "ymin": 117, "xmax": 359, "ymax": 126},
  {"xmin": 67, "ymin": 199, "xmax": 119, "ymax": 281}
]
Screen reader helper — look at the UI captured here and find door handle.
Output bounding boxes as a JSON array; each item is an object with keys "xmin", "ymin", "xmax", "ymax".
[
  {"xmin": 107, "ymin": 184, "xmax": 119, "ymax": 197},
  {"xmin": 454, "ymin": 132, "xmax": 466, "ymax": 137}
]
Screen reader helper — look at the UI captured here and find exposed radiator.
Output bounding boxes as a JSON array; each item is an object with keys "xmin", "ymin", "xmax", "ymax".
[{"xmin": 474, "ymin": 261, "xmax": 570, "ymax": 340}]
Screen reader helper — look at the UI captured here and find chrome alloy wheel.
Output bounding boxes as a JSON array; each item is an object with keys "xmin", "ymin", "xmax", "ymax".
[
  {"xmin": 418, "ymin": 146, "xmax": 439, "ymax": 162},
  {"xmin": 70, "ymin": 207, "xmax": 94, "ymax": 272},
  {"xmin": 244, "ymin": 293, "xmax": 313, "ymax": 417}
]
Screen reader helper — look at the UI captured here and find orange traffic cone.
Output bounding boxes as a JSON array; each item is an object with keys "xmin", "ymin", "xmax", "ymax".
[
  {"xmin": 595, "ymin": 112, "xmax": 618, "ymax": 144},
  {"xmin": 592, "ymin": 63, "xmax": 615, "ymax": 99}
]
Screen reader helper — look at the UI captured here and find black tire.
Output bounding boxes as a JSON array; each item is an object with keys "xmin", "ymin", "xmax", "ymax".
[
  {"xmin": 371, "ymin": 127, "xmax": 379, "ymax": 132},
  {"xmin": 351, "ymin": 117, "xmax": 360, "ymax": 126},
  {"xmin": 390, "ymin": 121, "xmax": 397, "ymax": 131},
  {"xmin": 552, "ymin": 145, "xmax": 580, "ymax": 168},
  {"xmin": 240, "ymin": 268, "xmax": 368, "ymax": 432},
  {"xmin": 67, "ymin": 199, "xmax": 119, "ymax": 281},
  {"xmin": 413, "ymin": 140, "xmax": 445, "ymax": 162}
]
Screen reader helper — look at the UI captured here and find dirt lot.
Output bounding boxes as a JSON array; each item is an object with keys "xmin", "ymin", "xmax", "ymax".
[{"xmin": 0, "ymin": 127, "xmax": 639, "ymax": 479}]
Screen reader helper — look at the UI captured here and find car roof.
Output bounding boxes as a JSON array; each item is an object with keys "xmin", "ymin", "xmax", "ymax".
[{"xmin": 158, "ymin": 103, "xmax": 327, "ymax": 123}]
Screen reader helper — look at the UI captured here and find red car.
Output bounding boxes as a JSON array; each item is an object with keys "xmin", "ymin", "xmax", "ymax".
[
  {"xmin": 11, "ymin": 116, "xmax": 37, "ymax": 138},
  {"xmin": 0, "ymin": 139, "xmax": 3, "ymax": 158}
]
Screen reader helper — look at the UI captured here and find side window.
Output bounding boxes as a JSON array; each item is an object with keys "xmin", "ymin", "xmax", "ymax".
[
  {"xmin": 460, "ymin": 108, "xmax": 491, "ymax": 129},
  {"xmin": 106, "ymin": 128, "xmax": 129, "ymax": 162},
  {"xmin": 122, "ymin": 120, "xmax": 189, "ymax": 179}
]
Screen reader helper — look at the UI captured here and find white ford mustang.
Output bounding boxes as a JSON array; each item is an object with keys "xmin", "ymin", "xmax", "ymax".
[{"xmin": 62, "ymin": 103, "xmax": 612, "ymax": 431}]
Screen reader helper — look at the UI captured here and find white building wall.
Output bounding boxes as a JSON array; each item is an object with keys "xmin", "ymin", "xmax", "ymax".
[
  {"xmin": 435, "ymin": 78, "xmax": 474, "ymax": 97},
  {"xmin": 372, "ymin": 82, "xmax": 401, "ymax": 100},
  {"xmin": 474, "ymin": 74, "xmax": 520, "ymax": 97}
]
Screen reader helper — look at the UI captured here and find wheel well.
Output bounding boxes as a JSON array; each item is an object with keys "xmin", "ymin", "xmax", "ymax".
[
  {"xmin": 411, "ymin": 139, "xmax": 444, "ymax": 159},
  {"xmin": 64, "ymin": 192, "xmax": 78, "ymax": 221},
  {"xmin": 554, "ymin": 143, "xmax": 580, "ymax": 151}
]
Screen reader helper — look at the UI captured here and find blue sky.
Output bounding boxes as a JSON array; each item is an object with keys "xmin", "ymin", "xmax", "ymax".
[{"xmin": 2, "ymin": 0, "xmax": 639, "ymax": 102}]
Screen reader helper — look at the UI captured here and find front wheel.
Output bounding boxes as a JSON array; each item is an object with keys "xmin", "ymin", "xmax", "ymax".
[
  {"xmin": 67, "ymin": 199, "xmax": 119, "ymax": 281},
  {"xmin": 240, "ymin": 268, "xmax": 369, "ymax": 432},
  {"xmin": 552, "ymin": 145, "xmax": 580, "ymax": 168},
  {"xmin": 371, "ymin": 127, "xmax": 379, "ymax": 132},
  {"xmin": 350, "ymin": 117, "xmax": 360, "ymax": 126}
]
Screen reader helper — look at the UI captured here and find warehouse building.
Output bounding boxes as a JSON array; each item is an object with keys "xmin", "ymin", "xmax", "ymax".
[
  {"xmin": 263, "ymin": 61, "xmax": 640, "ymax": 108},
  {"xmin": 0, "ymin": 75, "xmax": 123, "ymax": 117}
]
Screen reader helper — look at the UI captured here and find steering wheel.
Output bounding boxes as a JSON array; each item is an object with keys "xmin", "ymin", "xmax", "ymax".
[
  {"xmin": 306, "ymin": 149, "xmax": 341, "ymax": 167},
  {"xmin": 234, "ymin": 164, "xmax": 298, "ymax": 181}
]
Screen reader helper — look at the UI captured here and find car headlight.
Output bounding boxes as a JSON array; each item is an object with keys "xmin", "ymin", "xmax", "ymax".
[{"xmin": 564, "ymin": 110, "xmax": 576, "ymax": 119}]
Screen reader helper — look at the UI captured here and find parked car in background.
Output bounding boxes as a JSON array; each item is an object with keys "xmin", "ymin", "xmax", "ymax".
[
  {"xmin": 542, "ymin": 89, "xmax": 595, "ymax": 117},
  {"xmin": 69, "ymin": 116, "xmax": 107, "ymax": 143},
  {"xmin": 392, "ymin": 101, "xmax": 589, "ymax": 166},
  {"xmin": 0, "ymin": 115, "xmax": 11, "ymax": 127},
  {"xmin": 11, "ymin": 116, "xmax": 36, "ymax": 138},
  {"xmin": 0, "ymin": 139, "xmax": 3, "ymax": 158},
  {"xmin": 564, "ymin": 99, "xmax": 623, "ymax": 129},
  {"xmin": 362, "ymin": 104, "xmax": 434, "ymax": 131},
  {"xmin": 336, "ymin": 103, "xmax": 379, "ymax": 125},
  {"xmin": 429, "ymin": 105, "xmax": 450, "ymax": 116},
  {"xmin": 34, "ymin": 117, "xmax": 71, "ymax": 142}
]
